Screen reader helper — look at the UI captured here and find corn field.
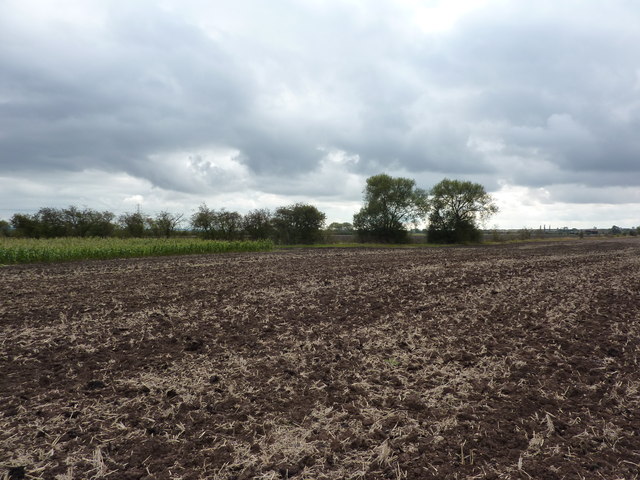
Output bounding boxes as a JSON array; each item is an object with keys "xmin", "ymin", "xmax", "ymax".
[{"xmin": 0, "ymin": 237, "xmax": 274, "ymax": 264}]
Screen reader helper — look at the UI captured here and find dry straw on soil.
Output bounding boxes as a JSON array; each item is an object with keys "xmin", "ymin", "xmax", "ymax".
[{"xmin": 1, "ymin": 238, "xmax": 640, "ymax": 479}]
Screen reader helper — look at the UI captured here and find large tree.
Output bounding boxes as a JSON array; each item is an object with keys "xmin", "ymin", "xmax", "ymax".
[
  {"xmin": 10, "ymin": 213, "xmax": 41, "ymax": 238},
  {"xmin": 119, "ymin": 211, "xmax": 147, "ymax": 237},
  {"xmin": 213, "ymin": 210, "xmax": 243, "ymax": 240},
  {"xmin": 353, "ymin": 174, "xmax": 429, "ymax": 243},
  {"xmin": 63, "ymin": 206, "xmax": 115, "ymax": 237},
  {"xmin": 427, "ymin": 179, "xmax": 498, "ymax": 243},
  {"xmin": 190, "ymin": 203, "xmax": 217, "ymax": 239},
  {"xmin": 243, "ymin": 208, "xmax": 274, "ymax": 240},
  {"xmin": 272, "ymin": 203, "xmax": 326, "ymax": 244}
]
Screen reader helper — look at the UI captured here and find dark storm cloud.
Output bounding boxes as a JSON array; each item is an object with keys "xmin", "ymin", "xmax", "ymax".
[{"xmin": 1, "ymin": 0, "xmax": 640, "ymax": 205}]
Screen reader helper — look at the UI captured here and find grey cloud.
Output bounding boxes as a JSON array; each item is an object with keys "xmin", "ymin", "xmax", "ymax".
[
  {"xmin": 422, "ymin": 2, "xmax": 640, "ymax": 184},
  {"xmin": 547, "ymin": 184, "xmax": 640, "ymax": 205},
  {"xmin": 1, "ymin": 0, "xmax": 640, "ymax": 209},
  {"xmin": 0, "ymin": 2, "xmax": 251, "ymax": 175}
]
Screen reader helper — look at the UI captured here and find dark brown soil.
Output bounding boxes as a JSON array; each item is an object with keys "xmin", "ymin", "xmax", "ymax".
[{"xmin": 2, "ymin": 238, "xmax": 640, "ymax": 479}]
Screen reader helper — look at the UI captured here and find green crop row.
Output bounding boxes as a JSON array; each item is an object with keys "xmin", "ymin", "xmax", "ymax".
[{"xmin": 0, "ymin": 237, "xmax": 273, "ymax": 265}]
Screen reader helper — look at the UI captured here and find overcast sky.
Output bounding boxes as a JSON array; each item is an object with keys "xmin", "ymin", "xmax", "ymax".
[{"xmin": 1, "ymin": 0, "xmax": 640, "ymax": 228}]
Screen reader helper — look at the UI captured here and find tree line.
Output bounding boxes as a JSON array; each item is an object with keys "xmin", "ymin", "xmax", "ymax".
[
  {"xmin": 1, "ymin": 203, "xmax": 327, "ymax": 244},
  {"xmin": 1, "ymin": 175, "xmax": 499, "ymax": 244}
]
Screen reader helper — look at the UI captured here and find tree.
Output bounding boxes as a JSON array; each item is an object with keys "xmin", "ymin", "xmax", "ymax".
[
  {"xmin": 10, "ymin": 208, "xmax": 67, "ymax": 238},
  {"xmin": 272, "ymin": 203, "xmax": 326, "ymax": 244},
  {"xmin": 62, "ymin": 206, "xmax": 115, "ymax": 237},
  {"xmin": 243, "ymin": 209, "xmax": 274, "ymax": 240},
  {"xmin": 61, "ymin": 206, "xmax": 83, "ymax": 235},
  {"xmin": 191, "ymin": 204, "xmax": 217, "ymax": 239},
  {"xmin": 10, "ymin": 213, "xmax": 40, "ymax": 238},
  {"xmin": 427, "ymin": 179, "xmax": 498, "ymax": 244},
  {"xmin": 353, "ymin": 174, "xmax": 429, "ymax": 243},
  {"xmin": 85, "ymin": 210, "xmax": 115, "ymax": 237},
  {"xmin": 9, "ymin": 206, "xmax": 116, "ymax": 238},
  {"xmin": 213, "ymin": 209, "xmax": 243, "ymax": 240},
  {"xmin": 119, "ymin": 211, "xmax": 147, "ymax": 237},
  {"xmin": 191, "ymin": 205, "xmax": 243, "ymax": 240},
  {"xmin": 36, "ymin": 207, "xmax": 67, "ymax": 238},
  {"xmin": 148, "ymin": 211, "xmax": 184, "ymax": 238},
  {"xmin": 0, "ymin": 220, "xmax": 11, "ymax": 237}
]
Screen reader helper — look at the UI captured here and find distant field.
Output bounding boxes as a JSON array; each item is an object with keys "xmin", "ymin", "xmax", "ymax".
[
  {"xmin": 0, "ymin": 237, "xmax": 273, "ymax": 264},
  {"xmin": 1, "ymin": 238, "xmax": 639, "ymax": 479}
]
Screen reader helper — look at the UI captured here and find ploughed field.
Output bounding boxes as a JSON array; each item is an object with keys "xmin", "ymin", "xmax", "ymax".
[{"xmin": 1, "ymin": 239, "xmax": 640, "ymax": 479}]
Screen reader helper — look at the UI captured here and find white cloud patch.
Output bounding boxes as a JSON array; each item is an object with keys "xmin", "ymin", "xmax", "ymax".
[{"xmin": 493, "ymin": 182, "xmax": 640, "ymax": 229}]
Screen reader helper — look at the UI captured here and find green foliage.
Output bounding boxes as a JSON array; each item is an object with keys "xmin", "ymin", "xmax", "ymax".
[
  {"xmin": 0, "ymin": 220, "xmax": 10, "ymax": 237},
  {"xmin": 35, "ymin": 207, "xmax": 67, "ymax": 237},
  {"xmin": 272, "ymin": 203, "xmax": 326, "ymax": 244},
  {"xmin": 428, "ymin": 217, "xmax": 480, "ymax": 243},
  {"xmin": 119, "ymin": 211, "xmax": 147, "ymax": 237},
  {"xmin": 10, "ymin": 213, "xmax": 40, "ymax": 237},
  {"xmin": 191, "ymin": 204, "xmax": 243, "ymax": 240},
  {"xmin": 384, "ymin": 358, "xmax": 399, "ymax": 367},
  {"xmin": 213, "ymin": 210, "xmax": 243, "ymax": 240},
  {"xmin": 610, "ymin": 225, "xmax": 622, "ymax": 235},
  {"xmin": 65, "ymin": 206, "xmax": 115, "ymax": 237},
  {"xmin": 5, "ymin": 202, "xmax": 328, "ymax": 245},
  {"xmin": 353, "ymin": 174, "xmax": 429, "ymax": 243},
  {"xmin": 11, "ymin": 207, "xmax": 116, "ymax": 238},
  {"xmin": 147, "ymin": 211, "xmax": 184, "ymax": 238},
  {"xmin": 191, "ymin": 204, "xmax": 216, "ymax": 239},
  {"xmin": 0, "ymin": 237, "xmax": 273, "ymax": 265},
  {"xmin": 427, "ymin": 179, "xmax": 497, "ymax": 244},
  {"xmin": 243, "ymin": 209, "xmax": 274, "ymax": 240}
]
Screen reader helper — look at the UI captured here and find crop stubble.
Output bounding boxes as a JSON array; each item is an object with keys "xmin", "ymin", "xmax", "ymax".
[{"xmin": 1, "ymin": 239, "xmax": 639, "ymax": 479}]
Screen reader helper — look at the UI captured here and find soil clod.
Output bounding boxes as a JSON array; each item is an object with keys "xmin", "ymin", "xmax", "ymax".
[
  {"xmin": 7, "ymin": 466, "xmax": 25, "ymax": 480},
  {"xmin": 85, "ymin": 380, "xmax": 106, "ymax": 390}
]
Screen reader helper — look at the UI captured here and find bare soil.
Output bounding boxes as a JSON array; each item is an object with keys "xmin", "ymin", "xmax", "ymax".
[{"xmin": 1, "ymin": 238, "xmax": 640, "ymax": 479}]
